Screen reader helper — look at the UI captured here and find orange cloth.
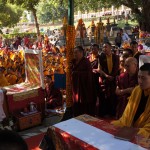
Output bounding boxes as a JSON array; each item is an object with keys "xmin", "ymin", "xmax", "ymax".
[{"xmin": 44, "ymin": 70, "xmax": 49, "ymax": 76}]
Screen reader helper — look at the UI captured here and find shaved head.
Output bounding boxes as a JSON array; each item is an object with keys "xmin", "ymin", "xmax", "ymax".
[
  {"xmin": 125, "ymin": 57, "xmax": 138, "ymax": 75},
  {"xmin": 125, "ymin": 57, "xmax": 138, "ymax": 65}
]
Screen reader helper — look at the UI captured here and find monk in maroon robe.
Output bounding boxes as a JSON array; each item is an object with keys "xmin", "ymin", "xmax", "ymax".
[
  {"xmin": 44, "ymin": 75, "xmax": 62, "ymax": 109},
  {"xmin": 87, "ymin": 44, "xmax": 101, "ymax": 115},
  {"xmin": 130, "ymin": 41, "xmax": 142, "ymax": 63},
  {"xmin": 88, "ymin": 44, "xmax": 101, "ymax": 97},
  {"xmin": 72, "ymin": 46, "xmax": 95, "ymax": 117},
  {"xmin": 99, "ymin": 42, "xmax": 119, "ymax": 117},
  {"xmin": 116, "ymin": 57, "xmax": 138, "ymax": 119}
]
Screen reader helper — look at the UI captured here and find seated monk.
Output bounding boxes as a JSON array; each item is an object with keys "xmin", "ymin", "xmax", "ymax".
[
  {"xmin": 116, "ymin": 57, "xmax": 138, "ymax": 119},
  {"xmin": 17, "ymin": 73, "xmax": 25, "ymax": 84},
  {"xmin": 0, "ymin": 67, "xmax": 9, "ymax": 87},
  {"xmin": 6, "ymin": 68, "xmax": 18, "ymax": 85},
  {"xmin": 112, "ymin": 63, "xmax": 150, "ymax": 138},
  {"xmin": 44, "ymin": 75, "xmax": 62, "ymax": 109},
  {"xmin": 119, "ymin": 53, "xmax": 130, "ymax": 74}
]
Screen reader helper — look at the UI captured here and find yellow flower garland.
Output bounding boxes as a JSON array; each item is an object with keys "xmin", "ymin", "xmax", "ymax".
[{"xmin": 66, "ymin": 25, "xmax": 75, "ymax": 107}]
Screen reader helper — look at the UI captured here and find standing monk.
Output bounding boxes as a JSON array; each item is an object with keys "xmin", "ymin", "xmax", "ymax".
[
  {"xmin": 99, "ymin": 42, "xmax": 119, "ymax": 117},
  {"xmin": 130, "ymin": 41, "xmax": 142, "ymax": 63},
  {"xmin": 88, "ymin": 44, "xmax": 101, "ymax": 115},
  {"xmin": 72, "ymin": 46, "xmax": 95, "ymax": 117}
]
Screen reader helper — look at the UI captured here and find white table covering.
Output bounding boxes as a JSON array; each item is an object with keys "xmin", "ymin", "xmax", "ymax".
[{"xmin": 54, "ymin": 118, "xmax": 146, "ymax": 150}]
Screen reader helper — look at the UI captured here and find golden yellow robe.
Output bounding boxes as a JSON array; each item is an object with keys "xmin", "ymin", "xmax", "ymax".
[
  {"xmin": 112, "ymin": 86, "xmax": 150, "ymax": 138},
  {"xmin": 17, "ymin": 78, "xmax": 23, "ymax": 84},
  {"xmin": 106, "ymin": 54, "xmax": 113, "ymax": 74},
  {"xmin": 0, "ymin": 74, "xmax": 9, "ymax": 87},
  {"xmin": 44, "ymin": 70, "xmax": 49, "ymax": 76},
  {"xmin": 6, "ymin": 74, "xmax": 18, "ymax": 85}
]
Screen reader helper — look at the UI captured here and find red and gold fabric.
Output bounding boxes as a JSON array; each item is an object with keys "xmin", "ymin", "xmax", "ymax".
[
  {"xmin": 44, "ymin": 115, "xmax": 146, "ymax": 150},
  {"xmin": 24, "ymin": 49, "xmax": 44, "ymax": 88}
]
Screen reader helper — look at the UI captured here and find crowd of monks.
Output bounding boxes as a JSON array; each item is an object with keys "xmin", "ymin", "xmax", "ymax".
[
  {"xmin": 0, "ymin": 34, "xmax": 150, "ymax": 138},
  {"xmin": 0, "ymin": 35, "xmax": 67, "ymax": 87},
  {"xmin": 71, "ymin": 41, "xmax": 150, "ymax": 138},
  {"xmin": 72, "ymin": 41, "xmax": 143, "ymax": 118}
]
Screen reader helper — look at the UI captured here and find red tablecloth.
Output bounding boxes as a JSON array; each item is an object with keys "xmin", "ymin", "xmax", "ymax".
[
  {"xmin": 42, "ymin": 115, "xmax": 148, "ymax": 150},
  {"xmin": 5, "ymin": 87, "xmax": 45, "ymax": 116},
  {"xmin": 45, "ymin": 115, "xmax": 119, "ymax": 150}
]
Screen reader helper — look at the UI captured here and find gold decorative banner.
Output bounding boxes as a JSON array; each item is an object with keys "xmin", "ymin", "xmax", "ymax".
[
  {"xmin": 13, "ymin": 89, "xmax": 38, "ymax": 101},
  {"xmin": 25, "ymin": 53, "xmax": 41, "ymax": 85},
  {"xmin": 24, "ymin": 49, "xmax": 44, "ymax": 89}
]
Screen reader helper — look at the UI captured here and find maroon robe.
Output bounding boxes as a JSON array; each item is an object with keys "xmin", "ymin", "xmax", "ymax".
[
  {"xmin": 116, "ymin": 71, "xmax": 138, "ymax": 119},
  {"xmin": 72, "ymin": 57, "xmax": 95, "ymax": 117},
  {"xmin": 88, "ymin": 54, "xmax": 101, "ymax": 115},
  {"xmin": 99, "ymin": 52, "xmax": 119, "ymax": 116},
  {"xmin": 87, "ymin": 54, "xmax": 101, "ymax": 96},
  {"xmin": 133, "ymin": 51, "xmax": 143, "ymax": 63},
  {"xmin": 45, "ymin": 82, "xmax": 62, "ymax": 109}
]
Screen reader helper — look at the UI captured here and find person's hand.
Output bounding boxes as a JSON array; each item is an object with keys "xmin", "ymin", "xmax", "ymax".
[
  {"xmin": 93, "ymin": 69, "xmax": 99, "ymax": 73},
  {"xmin": 126, "ymin": 87, "xmax": 134, "ymax": 94},
  {"xmin": 106, "ymin": 75, "xmax": 114, "ymax": 81},
  {"xmin": 72, "ymin": 71, "xmax": 78, "ymax": 75},
  {"xmin": 116, "ymin": 88, "xmax": 124, "ymax": 96}
]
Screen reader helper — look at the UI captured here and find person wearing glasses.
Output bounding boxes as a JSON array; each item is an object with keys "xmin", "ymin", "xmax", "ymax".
[{"xmin": 115, "ymin": 57, "xmax": 138, "ymax": 119}]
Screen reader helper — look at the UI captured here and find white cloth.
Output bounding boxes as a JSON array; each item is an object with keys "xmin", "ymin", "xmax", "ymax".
[
  {"xmin": 54, "ymin": 118, "xmax": 146, "ymax": 150},
  {"xmin": 139, "ymin": 55, "xmax": 150, "ymax": 68},
  {"xmin": 0, "ymin": 90, "xmax": 6, "ymax": 122}
]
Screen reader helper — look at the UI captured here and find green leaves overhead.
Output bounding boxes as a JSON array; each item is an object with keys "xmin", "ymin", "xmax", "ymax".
[
  {"xmin": 37, "ymin": 0, "xmax": 67, "ymax": 23},
  {"xmin": 0, "ymin": 2, "xmax": 23, "ymax": 27},
  {"xmin": 8, "ymin": 0, "xmax": 41, "ymax": 35}
]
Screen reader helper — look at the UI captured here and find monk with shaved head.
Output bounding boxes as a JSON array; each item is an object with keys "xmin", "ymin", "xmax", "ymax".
[{"xmin": 115, "ymin": 57, "xmax": 138, "ymax": 119}]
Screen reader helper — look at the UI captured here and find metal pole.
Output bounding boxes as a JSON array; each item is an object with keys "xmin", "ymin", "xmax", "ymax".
[{"xmin": 68, "ymin": 0, "xmax": 74, "ymax": 26}]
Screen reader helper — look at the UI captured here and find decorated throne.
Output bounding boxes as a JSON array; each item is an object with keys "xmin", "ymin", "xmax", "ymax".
[{"xmin": 4, "ymin": 49, "xmax": 45, "ymax": 129}]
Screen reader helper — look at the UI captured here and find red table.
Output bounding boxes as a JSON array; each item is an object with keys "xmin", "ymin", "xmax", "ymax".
[
  {"xmin": 4, "ymin": 86, "xmax": 45, "ymax": 117},
  {"xmin": 41, "ymin": 115, "xmax": 147, "ymax": 150}
]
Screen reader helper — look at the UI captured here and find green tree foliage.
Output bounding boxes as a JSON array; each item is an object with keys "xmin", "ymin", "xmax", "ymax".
[
  {"xmin": 20, "ymin": 12, "xmax": 28, "ymax": 23},
  {"xmin": 58, "ymin": 0, "xmax": 150, "ymax": 32},
  {"xmin": 74, "ymin": 0, "xmax": 110, "ymax": 13},
  {"xmin": 37, "ymin": 0, "xmax": 67, "ymax": 24},
  {"xmin": 8, "ymin": 0, "xmax": 41, "ymax": 35},
  {"xmin": 0, "ymin": 1, "xmax": 22, "ymax": 28},
  {"xmin": 104, "ymin": 0, "xmax": 150, "ymax": 32}
]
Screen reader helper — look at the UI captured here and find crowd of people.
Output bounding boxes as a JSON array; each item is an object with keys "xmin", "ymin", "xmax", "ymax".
[
  {"xmin": 71, "ymin": 40, "xmax": 150, "ymax": 138},
  {"xmin": 0, "ymin": 34, "xmax": 67, "ymax": 86},
  {"xmin": 0, "ymin": 27, "xmax": 150, "ymax": 138}
]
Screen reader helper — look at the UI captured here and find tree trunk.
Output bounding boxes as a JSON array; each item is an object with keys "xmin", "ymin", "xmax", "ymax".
[
  {"xmin": 122, "ymin": 0, "xmax": 150, "ymax": 32},
  {"xmin": 32, "ymin": 8, "xmax": 40, "ymax": 36},
  {"xmin": 139, "ymin": 1, "xmax": 150, "ymax": 32}
]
